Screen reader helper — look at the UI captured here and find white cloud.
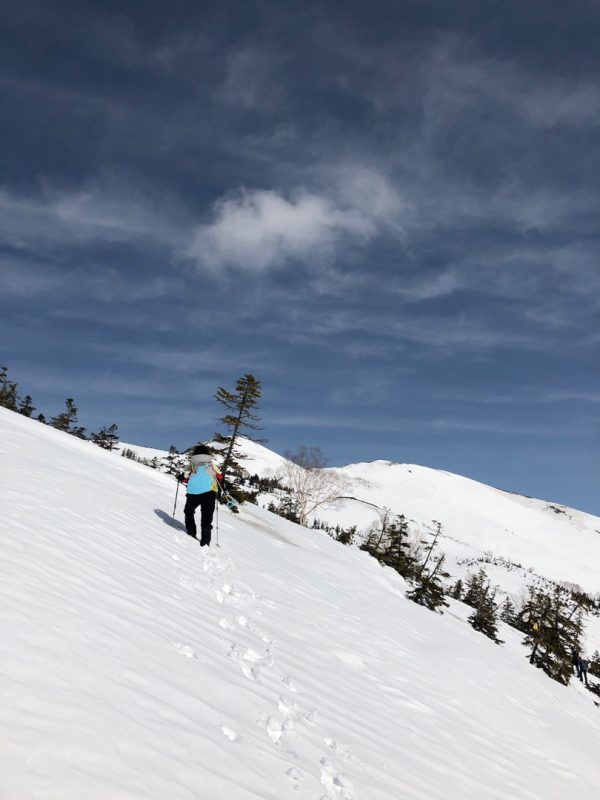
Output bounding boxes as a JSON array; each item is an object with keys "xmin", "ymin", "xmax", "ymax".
[
  {"xmin": 422, "ymin": 37, "xmax": 600, "ymax": 131},
  {"xmin": 0, "ymin": 180, "xmax": 185, "ymax": 252},
  {"xmin": 185, "ymin": 168, "xmax": 407, "ymax": 271}
]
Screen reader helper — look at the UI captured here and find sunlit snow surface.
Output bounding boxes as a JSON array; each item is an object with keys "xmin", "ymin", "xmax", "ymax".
[{"xmin": 1, "ymin": 409, "xmax": 600, "ymax": 799}]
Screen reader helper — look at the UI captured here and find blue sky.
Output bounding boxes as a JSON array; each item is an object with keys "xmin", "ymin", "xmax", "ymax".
[{"xmin": 1, "ymin": 0, "xmax": 599, "ymax": 514}]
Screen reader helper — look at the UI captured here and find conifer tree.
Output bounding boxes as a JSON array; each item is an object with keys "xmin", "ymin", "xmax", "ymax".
[
  {"xmin": 336, "ymin": 525, "xmax": 357, "ymax": 545},
  {"xmin": 361, "ymin": 511, "xmax": 416, "ymax": 579},
  {"xmin": 407, "ymin": 522, "xmax": 449, "ymax": 613},
  {"xmin": 517, "ymin": 586, "xmax": 584, "ymax": 684},
  {"xmin": 451, "ymin": 578, "xmax": 464, "ymax": 600},
  {"xmin": 468, "ymin": 582, "xmax": 503, "ymax": 644},
  {"xmin": 91, "ymin": 424, "xmax": 119, "ymax": 450},
  {"xmin": 37, "ymin": 413, "xmax": 47, "ymax": 424},
  {"xmin": 499, "ymin": 596, "xmax": 516, "ymax": 626},
  {"xmin": 51, "ymin": 398, "xmax": 86, "ymax": 438},
  {"xmin": 589, "ymin": 650, "xmax": 600, "ymax": 678},
  {"xmin": 17, "ymin": 395, "xmax": 35, "ymax": 417},
  {"xmin": 0, "ymin": 367, "xmax": 18, "ymax": 410},
  {"xmin": 214, "ymin": 374, "xmax": 262, "ymax": 484},
  {"xmin": 462, "ymin": 569, "xmax": 489, "ymax": 609},
  {"xmin": 163, "ymin": 445, "xmax": 178, "ymax": 475},
  {"xmin": 407, "ymin": 553, "xmax": 449, "ymax": 612}
]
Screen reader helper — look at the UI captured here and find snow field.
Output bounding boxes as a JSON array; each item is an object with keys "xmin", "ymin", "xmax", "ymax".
[{"xmin": 1, "ymin": 408, "xmax": 600, "ymax": 799}]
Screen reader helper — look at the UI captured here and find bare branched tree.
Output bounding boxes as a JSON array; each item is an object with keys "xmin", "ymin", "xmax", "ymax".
[{"xmin": 279, "ymin": 446, "xmax": 350, "ymax": 527}]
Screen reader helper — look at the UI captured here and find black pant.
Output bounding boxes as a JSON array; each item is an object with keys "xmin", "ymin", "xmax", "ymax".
[{"xmin": 184, "ymin": 491, "xmax": 216, "ymax": 544}]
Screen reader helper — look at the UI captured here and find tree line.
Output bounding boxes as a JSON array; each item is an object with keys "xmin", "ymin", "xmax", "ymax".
[
  {"xmin": 1, "ymin": 366, "xmax": 120, "ymax": 447},
  {"xmin": 0, "ymin": 365, "xmax": 264, "ymax": 497}
]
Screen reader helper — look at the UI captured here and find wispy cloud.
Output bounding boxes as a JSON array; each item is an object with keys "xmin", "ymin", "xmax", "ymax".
[
  {"xmin": 0, "ymin": 179, "xmax": 186, "ymax": 253},
  {"xmin": 423, "ymin": 37, "xmax": 600, "ymax": 130},
  {"xmin": 432, "ymin": 388, "xmax": 600, "ymax": 406},
  {"xmin": 215, "ymin": 47, "xmax": 283, "ymax": 110},
  {"xmin": 429, "ymin": 418, "xmax": 587, "ymax": 436}
]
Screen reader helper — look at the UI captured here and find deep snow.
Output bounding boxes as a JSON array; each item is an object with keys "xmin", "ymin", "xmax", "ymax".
[{"xmin": 1, "ymin": 408, "xmax": 600, "ymax": 799}]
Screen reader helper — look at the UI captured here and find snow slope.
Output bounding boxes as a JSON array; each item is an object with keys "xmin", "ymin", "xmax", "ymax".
[
  {"xmin": 107, "ymin": 439, "xmax": 600, "ymax": 654},
  {"xmin": 325, "ymin": 461, "xmax": 600, "ymax": 594},
  {"xmin": 2, "ymin": 408, "xmax": 600, "ymax": 799}
]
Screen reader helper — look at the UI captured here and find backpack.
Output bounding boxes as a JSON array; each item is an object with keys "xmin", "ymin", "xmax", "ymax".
[{"xmin": 186, "ymin": 463, "xmax": 217, "ymax": 494}]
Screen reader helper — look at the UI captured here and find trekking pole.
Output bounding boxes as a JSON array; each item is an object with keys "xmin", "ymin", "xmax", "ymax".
[
  {"xmin": 216, "ymin": 497, "xmax": 220, "ymax": 547},
  {"xmin": 172, "ymin": 479, "xmax": 180, "ymax": 519}
]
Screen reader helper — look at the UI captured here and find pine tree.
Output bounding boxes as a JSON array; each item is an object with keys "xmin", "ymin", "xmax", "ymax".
[
  {"xmin": 37, "ymin": 413, "xmax": 47, "ymax": 424},
  {"xmin": 336, "ymin": 525, "xmax": 357, "ymax": 545},
  {"xmin": 17, "ymin": 395, "xmax": 35, "ymax": 417},
  {"xmin": 91, "ymin": 424, "xmax": 119, "ymax": 450},
  {"xmin": 214, "ymin": 374, "xmax": 262, "ymax": 485},
  {"xmin": 589, "ymin": 650, "xmax": 600, "ymax": 678},
  {"xmin": 451, "ymin": 578, "xmax": 464, "ymax": 600},
  {"xmin": 0, "ymin": 367, "xmax": 18, "ymax": 410},
  {"xmin": 163, "ymin": 445, "xmax": 178, "ymax": 475},
  {"xmin": 462, "ymin": 569, "xmax": 488, "ymax": 609},
  {"xmin": 268, "ymin": 495, "xmax": 299, "ymax": 523},
  {"xmin": 407, "ymin": 553, "xmax": 449, "ymax": 612},
  {"xmin": 162, "ymin": 445, "xmax": 187, "ymax": 477},
  {"xmin": 361, "ymin": 511, "xmax": 417, "ymax": 579},
  {"xmin": 517, "ymin": 587, "xmax": 584, "ymax": 685},
  {"xmin": 51, "ymin": 398, "xmax": 86, "ymax": 438},
  {"xmin": 407, "ymin": 522, "xmax": 449, "ymax": 613},
  {"xmin": 499, "ymin": 596, "xmax": 516, "ymax": 626},
  {"xmin": 468, "ymin": 583, "xmax": 503, "ymax": 644}
]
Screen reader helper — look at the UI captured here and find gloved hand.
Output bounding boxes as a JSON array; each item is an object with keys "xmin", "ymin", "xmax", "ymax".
[{"xmin": 176, "ymin": 472, "xmax": 185, "ymax": 483}]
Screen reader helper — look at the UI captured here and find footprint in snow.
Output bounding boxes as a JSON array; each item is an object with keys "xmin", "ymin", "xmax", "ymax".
[
  {"xmin": 282, "ymin": 675, "xmax": 299, "ymax": 693},
  {"xmin": 278, "ymin": 695, "xmax": 299, "ymax": 721},
  {"xmin": 228, "ymin": 643, "xmax": 272, "ymax": 682},
  {"xmin": 319, "ymin": 757, "xmax": 356, "ymax": 799},
  {"xmin": 265, "ymin": 716, "xmax": 297, "ymax": 755},
  {"xmin": 221, "ymin": 725, "xmax": 239, "ymax": 742},
  {"xmin": 237, "ymin": 615, "xmax": 273, "ymax": 645},
  {"xmin": 285, "ymin": 766, "xmax": 300, "ymax": 791},
  {"xmin": 324, "ymin": 738, "xmax": 354, "ymax": 761},
  {"xmin": 174, "ymin": 642, "xmax": 196, "ymax": 659},
  {"xmin": 215, "ymin": 582, "xmax": 259, "ymax": 609},
  {"xmin": 202, "ymin": 552, "xmax": 231, "ymax": 573}
]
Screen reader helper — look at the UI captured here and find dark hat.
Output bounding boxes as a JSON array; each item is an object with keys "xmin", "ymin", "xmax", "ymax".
[{"xmin": 192, "ymin": 444, "xmax": 210, "ymax": 455}]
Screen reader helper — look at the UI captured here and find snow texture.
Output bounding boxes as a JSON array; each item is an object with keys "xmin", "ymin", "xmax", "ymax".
[{"xmin": 1, "ymin": 408, "xmax": 600, "ymax": 799}]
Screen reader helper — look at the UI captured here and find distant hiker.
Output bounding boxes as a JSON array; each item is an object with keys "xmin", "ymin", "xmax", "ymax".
[
  {"xmin": 177, "ymin": 445, "xmax": 222, "ymax": 547},
  {"xmin": 571, "ymin": 648, "xmax": 581, "ymax": 677},
  {"xmin": 579, "ymin": 656, "xmax": 589, "ymax": 686}
]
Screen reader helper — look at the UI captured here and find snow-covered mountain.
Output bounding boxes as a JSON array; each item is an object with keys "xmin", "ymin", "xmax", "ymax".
[
  {"xmin": 2, "ymin": 408, "xmax": 600, "ymax": 799},
  {"xmin": 322, "ymin": 460, "xmax": 600, "ymax": 593},
  {"xmin": 108, "ymin": 435, "xmax": 600, "ymax": 659}
]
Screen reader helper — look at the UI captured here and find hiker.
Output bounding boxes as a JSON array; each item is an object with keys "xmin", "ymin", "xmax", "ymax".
[
  {"xmin": 571, "ymin": 648, "xmax": 581, "ymax": 678},
  {"xmin": 579, "ymin": 656, "xmax": 589, "ymax": 686},
  {"xmin": 177, "ymin": 445, "xmax": 222, "ymax": 547}
]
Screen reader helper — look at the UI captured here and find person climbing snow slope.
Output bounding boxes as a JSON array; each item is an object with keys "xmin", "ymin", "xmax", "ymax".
[{"xmin": 177, "ymin": 445, "xmax": 222, "ymax": 546}]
